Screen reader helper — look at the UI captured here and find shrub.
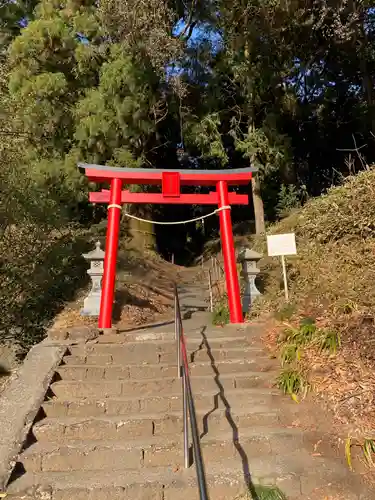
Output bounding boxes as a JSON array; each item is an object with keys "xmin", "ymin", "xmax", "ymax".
[
  {"xmin": 212, "ymin": 302, "xmax": 230, "ymax": 326},
  {"xmin": 276, "ymin": 368, "xmax": 310, "ymax": 402},
  {"xmin": 236, "ymin": 484, "xmax": 288, "ymax": 499}
]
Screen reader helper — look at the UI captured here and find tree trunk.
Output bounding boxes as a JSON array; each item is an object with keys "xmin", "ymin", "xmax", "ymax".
[
  {"xmin": 123, "ymin": 204, "xmax": 156, "ymax": 250},
  {"xmin": 251, "ymin": 175, "xmax": 265, "ymax": 235}
]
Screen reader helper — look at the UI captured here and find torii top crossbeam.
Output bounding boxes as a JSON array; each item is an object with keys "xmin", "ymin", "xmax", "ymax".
[
  {"xmin": 79, "ymin": 162, "xmax": 256, "ymax": 330},
  {"xmin": 78, "ymin": 163, "xmax": 256, "ymax": 186}
]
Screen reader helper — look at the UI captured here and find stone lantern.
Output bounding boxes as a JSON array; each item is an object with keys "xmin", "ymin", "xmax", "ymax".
[
  {"xmin": 81, "ymin": 242, "xmax": 105, "ymax": 316},
  {"xmin": 238, "ymin": 248, "xmax": 262, "ymax": 314}
]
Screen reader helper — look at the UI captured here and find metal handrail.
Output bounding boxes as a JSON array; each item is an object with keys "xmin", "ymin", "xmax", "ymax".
[{"xmin": 174, "ymin": 283, "xmax": 209, "ymax": 500}]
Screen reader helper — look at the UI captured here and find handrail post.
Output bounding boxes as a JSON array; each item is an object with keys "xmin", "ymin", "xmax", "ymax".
[
  {"xmin": 175, "ymin": 286, "xmax": 181, "ymax": 378},
  {"xmin": 174, "ymin": 283, "xmax": 209, "ymax": 499},
  {"xmin": 208, "ymin": 269, "xmax": 213, "ymax": 313}
]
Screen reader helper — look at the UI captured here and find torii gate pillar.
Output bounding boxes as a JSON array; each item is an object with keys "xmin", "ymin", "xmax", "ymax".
[
  {"xmin": 100, "ymin": 178, "xmax": 122, "ymax": 330},
  {"xmin": 217, "ymin": 181, "xmax": 243, "ymax": 323}
]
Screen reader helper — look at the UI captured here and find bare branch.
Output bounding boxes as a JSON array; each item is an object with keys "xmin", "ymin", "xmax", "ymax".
[
  {"xmin": 337, "ymin": 135, "xmax": 368, "ymax": 171},
  {"xmin": 178, "ymin": 0, "xmax": 198, "ymax": 39},
  {"xmin": 183, "ymin": 20, "xmax": 198, "ymax": 41},
  {"xmin": 336, "ymin": 145, "xmax": 367, "ymax": 152}
]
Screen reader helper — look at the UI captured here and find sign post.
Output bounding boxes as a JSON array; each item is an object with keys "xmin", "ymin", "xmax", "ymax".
[
  {"xmin": 266, "ymin": 233, "xmax": 297, "ymax": 301},
  {"xmin": 280, "ymin": 255, "xmax": 289, "ymax": 301}
]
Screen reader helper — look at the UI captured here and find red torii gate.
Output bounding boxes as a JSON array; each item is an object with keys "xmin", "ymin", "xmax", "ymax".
[{"xmin": 78, "ymin": 163, "xmax": 256, "ymax": 330}]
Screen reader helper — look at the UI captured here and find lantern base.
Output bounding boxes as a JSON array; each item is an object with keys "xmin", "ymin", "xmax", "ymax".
[{"xmin": 80, "ymin": 292, "xmax": 102, "ymax": 317}]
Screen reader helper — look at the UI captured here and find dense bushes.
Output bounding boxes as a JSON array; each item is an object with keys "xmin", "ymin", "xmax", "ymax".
[{"xmin": 0, "ymin": 141, "xmax": 93, "ymax": 352}]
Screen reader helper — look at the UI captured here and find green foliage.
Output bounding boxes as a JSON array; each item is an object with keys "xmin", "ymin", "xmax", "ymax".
[
  {"xmin": 232, "ymin": 124, "xmax": 289, "ymax": 180},
  {"xmin": 283, "ymin": 321, "xmax": 317, "ymax": 346},
  {"xmin": 317, "ymin": 329, "xmax": 341, "ymax": 354},
  {"xmin": 0, "ymin": 159, "xmax": 91, "ymax": 351},
  {"xmin": 277, "ymin": 368, "xmax": 310, "ymax": 403},
  {"xmin": 275, "ymin": 318, "xmax": 340, "ymax": 401},
  {"xmin": 0, "ymin": 0, "xmax": 38, "ymax": 57},
  {"xmin": 74, "ymin": 45, "xmax": 157, "ymax": 163},
  {"xmin": 288, "ymin": 171, "xmax": 375, "ymax": 244},
  {"xmin": 98, "ymin": 0, "xmax": 181, "ymax": 71},
  {"xmin": 185, "ymin": 113, "xmax": 228, "ymax": 164},
  {"xmin": 280, "ymin": 320, "xmax": 341, "ymax": 358},
  {"xmin": 280, "ymin": 343, "xmax": 301, "ymax": 366},
  {"xmin": 237, "ymin": 485, "xmax": 287, "ymax": 500},
  {"xmin": 212, "ymin": 302, "xmax": 230, "ymax": 326},
  {"xmin": 251, "ymin": 485, "xmax": 288, "ymax": 500},
  {"xmin": 299, "ymin": 317, "xmax": 316, "ymax": 326},
  {"xmin": 1, "ymin": 0, "xmax": 375, "ymax": 355},
  {"xmin": 253, "ymin": 170, "xmax": 375, "ymax": 325},
  {"xmin": 276, "ymin": 185, "xmax": 302, "ymax": 219}
]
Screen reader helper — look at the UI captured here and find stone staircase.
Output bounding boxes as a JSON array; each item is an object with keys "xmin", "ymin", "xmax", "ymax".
[{"xmin": 6, "ymin": 288, "xmax": 371, "ymax": 499}]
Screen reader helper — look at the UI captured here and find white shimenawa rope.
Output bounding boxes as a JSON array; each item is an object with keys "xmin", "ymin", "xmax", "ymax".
[{"xmin": 108, "ymin": 205, "xmax": 231, "ymax": 225}]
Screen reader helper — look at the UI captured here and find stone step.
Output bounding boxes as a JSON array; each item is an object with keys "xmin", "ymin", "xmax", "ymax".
[
  {"xmin": 31, "ymin": 410, "xmax": 283, "ymax": 443},
  {"xmin": 6, "ymin": 467, "xmax": 246, "ymax": 500},
  {"xmin": 8, "ymin": 452, "xmax": 364, "ymax": 500},
  {"xmin": 42, "ymin": 388, "xmax": 287, "ymax": 418},
  {"xmin": 63, "ymin": 346, "xmax": 265, "ymax": 366},
  {"xmin": 68, "ymin": 338, "xmax": 253, "ymax": 364},
  {"xmin": 50, "ymin": 371, "xmax": 273, "ymax": 399},
  {"xmin": 117, "ymin": 327, "xmax": 250, "ymax": 342},
  {"xmin": 56, "ymin": 358, "xmax": 274, "ymax": 382},
  {"xmin": 20, "ymin": 426, "xmax": 311, "ymax": 474}
]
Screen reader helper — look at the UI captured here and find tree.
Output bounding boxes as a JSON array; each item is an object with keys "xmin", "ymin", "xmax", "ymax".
[
  {"xmin": 4, "ymin": 0, "xmax": 375, "ymax": 241},
  {"xmin": 0, "ymin": 0, "xmax": 38, "ymax": 58}
]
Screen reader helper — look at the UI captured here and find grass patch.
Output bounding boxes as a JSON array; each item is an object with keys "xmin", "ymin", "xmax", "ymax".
[
  {"xmin": 237, "ymin": 484, "xmax": 288, "ymax": 499},
  {"xmin": 346, "ymin": 436, "xmax": 375, "ymax": 471},
  {"xmin": 252, "ymin": 485, "xmax": 288, "ymax": 500},
  {"xmin": 279, "ymin": 321, "xmax": 341, "ymax": 356},
  {"xmin": 276, "ymin": 368, "xmax": 310, "ymax": 402},
  {"xmin": 280, "ymin": 343, "xmax": 301, "ymax": 366},
  {"xmin": 274, "ymin": 303, "xmax": 296, "ymax": 321},
  {"xmin": 275, "ymin": 319, "xmax": 340, "ymax": 401},
  {"xmin": 282, "ymin": 321, "xmax": 317, "ymax": 345},
  {"xmin": 212, "ymin": 301, "xmax": 230, "ymax": 326},
  {"xmin": 316, "ymin": 328, "xmax": 341, "ymax": 354}
]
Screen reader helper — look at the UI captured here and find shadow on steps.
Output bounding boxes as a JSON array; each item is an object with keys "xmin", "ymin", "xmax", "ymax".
[{"xmin": 192, "ymin": 326, "xmax": 263, "ymax": 500}]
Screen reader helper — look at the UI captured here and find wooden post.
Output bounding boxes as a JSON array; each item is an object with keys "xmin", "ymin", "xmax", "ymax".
[{"xmin": 281, "ymin": 255, "xmax": 289, "ymax": 301}]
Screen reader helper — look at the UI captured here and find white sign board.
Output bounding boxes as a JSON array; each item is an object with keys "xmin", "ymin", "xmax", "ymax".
[{"xmin": 267, "ymin": 233, "xmax": 297, "ymax": 257}]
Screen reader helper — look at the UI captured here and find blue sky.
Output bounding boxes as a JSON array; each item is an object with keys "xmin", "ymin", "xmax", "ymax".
[{"xmin": 173, "ymin": 19, "xmax": 222, "ymax": 52}]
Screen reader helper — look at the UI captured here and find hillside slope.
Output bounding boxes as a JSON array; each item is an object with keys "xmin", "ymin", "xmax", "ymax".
[{"xmin": 253, "ymin": 169, "xmax": 375, "ymax": 468}]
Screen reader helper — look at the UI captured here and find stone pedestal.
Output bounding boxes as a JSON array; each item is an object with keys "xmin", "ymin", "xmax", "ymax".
[
  {"xmin": 81, "ymin": 242, "xmax": 105, "ymax": 317},
  {"xmin": 238, "ymin": 248, "xmax": 262, "ymax": 314}
]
